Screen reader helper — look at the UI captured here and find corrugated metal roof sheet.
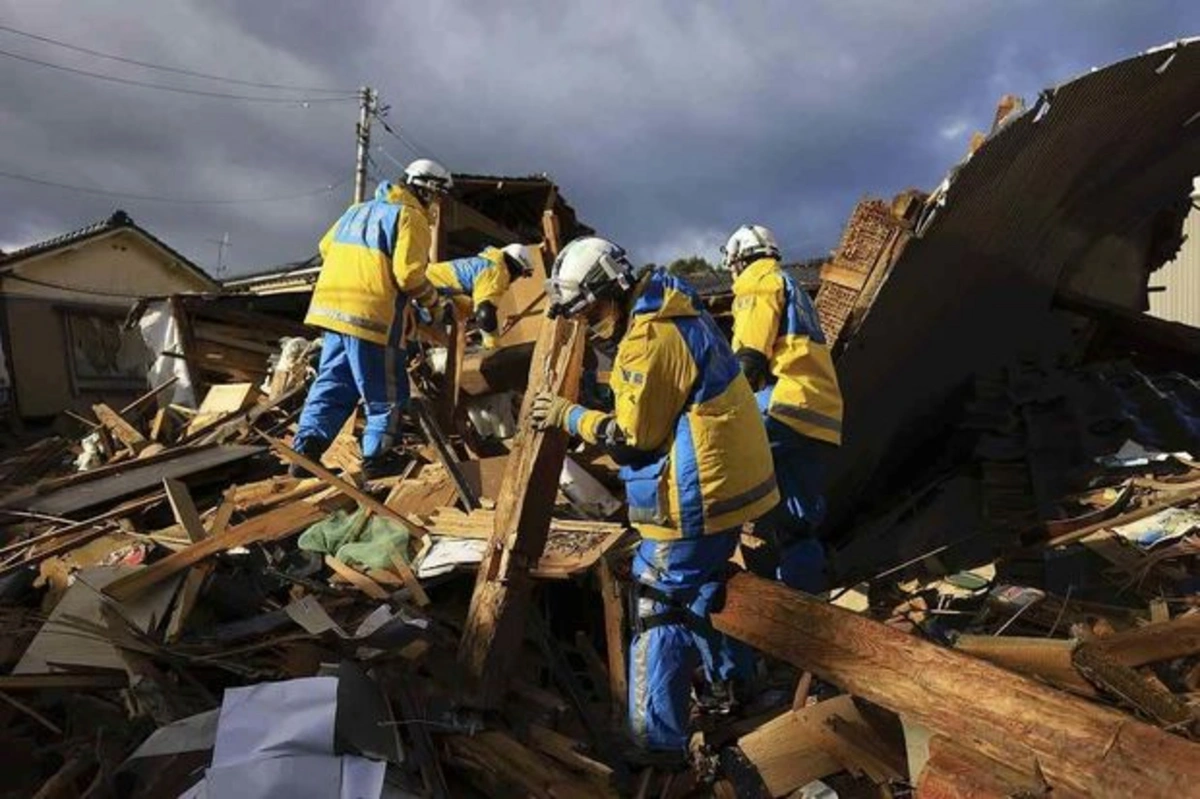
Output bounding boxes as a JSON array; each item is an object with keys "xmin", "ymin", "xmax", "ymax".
[{"xmin": 827, "ymin": 39, "xmax": 1200, "ymax": 526}]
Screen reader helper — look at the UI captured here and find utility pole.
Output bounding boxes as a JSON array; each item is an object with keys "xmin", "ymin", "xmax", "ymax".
[
  {"xmin": 207, "ymin": 232, "xmax": 231, "ymax": 278},
  {"xmin": 353, "ymin": 86, "xmax": 377, "ymax": 204}
]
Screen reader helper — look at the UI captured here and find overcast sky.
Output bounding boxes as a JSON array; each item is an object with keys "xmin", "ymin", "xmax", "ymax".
[{"xmin": 1, "ymin": 1, "xmax": 1197, "ymax": 277}]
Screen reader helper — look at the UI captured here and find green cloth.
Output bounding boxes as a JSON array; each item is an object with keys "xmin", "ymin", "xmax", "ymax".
[{"xmin": 298, "ymin": 508, "xmax": 411, "ymax": 570}]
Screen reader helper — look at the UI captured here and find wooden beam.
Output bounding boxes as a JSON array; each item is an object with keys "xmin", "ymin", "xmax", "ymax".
[
  {"xmin": 104, "ymin": 498, "xmax": 341, "ymax": 603},
  {"xmin": 92, "ymin": 403, "xmax": 147, "ymax": 452},
  {"xmin": 916, "ymin": 735, "xmax": 1055, "ymax": 799},
  {"xmin": 711, "ymin": 572, "xmax": 1200, "ymax": 798},
  {"xmin": 162, "ymin": 478, "xmax": 206, "ymax": 543},
  {"xmin": 1091, "ymin": 612, "xmax": 1200, "ymax": 667},
  {"xmin": 260, "ymin": 434, "xmax": 424, "ymax": 537},
  {"xmin": 456, "ymin": 313, "xmax": 585, "ymax": 706},
  {"xmin": 390, "ymin": 552, "xmax": 430, "ymax": 607},
  {"xmin": 119, "ymin": 376, "xmax": 179, "ymax": 418},
  {"xmin": 597, "ymin": 557, "xmax": 628, "ymax": 721},
  {"xmin": 325, "ymin": 555, "xmax": 389, "ymax": 600}
]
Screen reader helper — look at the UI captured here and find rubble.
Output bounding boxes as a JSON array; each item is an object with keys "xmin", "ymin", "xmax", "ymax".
[{"xmin": 2, "ymin": 40, "xmax": 1200, "ymax": 799}]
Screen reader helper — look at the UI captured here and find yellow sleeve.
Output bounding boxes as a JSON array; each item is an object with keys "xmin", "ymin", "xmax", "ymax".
[
  {"xmin": 425, "ymin": 261, "xmax": 458, "ymax": 292},
  {"xmin": 472, "ymin": 260, "xmax": 511, "ymax": 307},
  {"xmin": 317, "ymin": 220, "xmax": 337, "ymax": 260},
  {"xmin": 563, "ymin": 323, "xmax": 694, "ymax": 450},
  {"xmin": 731, "ymin": 273, "xmax": 784, "ymax": 359},
  {"xmin": 392, "ymin": 204, "xmax": 433, "ymax": 296}
]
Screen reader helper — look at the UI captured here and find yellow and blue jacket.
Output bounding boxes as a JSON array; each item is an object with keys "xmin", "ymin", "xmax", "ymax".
[
  {"xmin": 427, "ymin": 247, "xmax": 512, "ymax": 310},
  {"xmin": 305, "ymin": 182, "xmax": 433, "ymax": 346},
  {"xmin": 731, "ymin": 258, "xmax": 844, "ymax": 445},
  {"xmin": 565, "ymin": 270, "xmax": 779, "ymax": 540}
]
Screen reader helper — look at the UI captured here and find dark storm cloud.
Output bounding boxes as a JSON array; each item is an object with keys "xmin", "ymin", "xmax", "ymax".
[{"xmin": 0, "ymin": 0, "xmax": 1197, "ymax": 274}]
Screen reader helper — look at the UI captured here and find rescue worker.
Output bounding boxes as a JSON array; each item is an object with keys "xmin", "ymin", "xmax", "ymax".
[
  {"xmin": 721, "ymin": 224, "xmax": 844, "ymax": 592},
  {"xmin": 291, "ymin": 159, "xmax": 453, "ymax": 478},
  {"xmin": 530, "ymin": 237, "xmax": 779, "ymax": 762},
  {"xmin": 426, "ymin": 244, "xmax": 535, "ymax": 348}
]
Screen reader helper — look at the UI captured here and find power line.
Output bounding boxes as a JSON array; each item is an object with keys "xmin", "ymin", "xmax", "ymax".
[
  {"xmin": 2, "ymin": 272, "xmax": 162, "ymax": 299},
  {"xmin": 0, "ymin": 168, "xmax": 350, "ymax": 204},
  {"xmin": 0, "ymin": 46, "xmax": 356, "ymax": 103},
  {"xmin": 373, "ymin": 143, "xmax": 408, "ymax": 172},
  {"xmin": 372, "ymin": 110, "xmax": 434, "ymax": 159},
  {"xmin": 0, "ymin": 23, "xmax": 355, "ymax": 94}
]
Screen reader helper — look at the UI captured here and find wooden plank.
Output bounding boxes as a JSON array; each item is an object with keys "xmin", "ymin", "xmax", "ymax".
[
  {"xmin": 737, "ymin": 697, "xmax": 851, "ymax": 796},
  {"xmin": 597, "ymin": 557, "xmax": 628, "ymax": 721},
  {"xmin": 819, "ymin": 263, "xmax": 868, "ymax": 291},
  {"xmin": 261, "ymin": 434, "xmax": 424, "ymax": 538},
  {"xmin": 15, "ymin": 445, "xmax": 262, "ymax": 517},
  {"xmin": 92, "ymin": 403, "xmax": 147, "ymax": 452},
  {"xmin": 458, "ymin": 306, "xmax": 587, "ymax": 706},
  {"xmin": 104, "ymin": 498, "xmax": 337, "ymax": 603},
  {"xmin": 162, "ymin": 478, "xmax": 206, "ymax": 543},
  {"xmin": 1043, "ymin": 485, "xmax": 1200, "ymax": 547},
  {"xmin": 527, "ymin": 723, "xmax": 615, "ymax": 781},
  {"xmin": 119, "ymin": 376, "xmax": 179, "ymax": 418},
  {"xmin": 955, "ymin": 635, "xmax": 1096, "ymax": 696},
  {"xmin": 390, "ymin": 552, "xmax": 430, "ymax": 607},
  {"xmin": 1090, "ymin": 612, "xmax": 1200, "ymax": 667},
  {"xmin": 325, "ymin": 556, "xmax": 389, "ymax": 600},
  {"xmin": 186, "ymin": 383, "xmax": 262, "ymax": 436},
  {"xmin": 712, "ymin": 572, "xmax": 1200, "ymax": 799},
  {"xmin": 411, "ymin": 397, "xmax": 479, "ymax": 510}
]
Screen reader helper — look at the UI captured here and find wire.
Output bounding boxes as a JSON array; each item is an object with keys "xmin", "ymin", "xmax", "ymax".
[
  {"xmin": 2, "ymin": 272, "xmax": 161, "ymax": 299},
  {"xmin": 0, "ymin": 46, "xmax": 356, "ymax": 103},
  {"xmin": 372, "ymin": 110, "xmax": 433, "ymax": 158},
  {"xmin": 373, "ymin": 144, "xmax": 408, "ymax": 172},
  {"xmin": 0, "ymin": 23, "xmax": 355, "ymax": 94},
  {"xmin": 0, "ymin": 169, "xmax": 350, "ymax": 204}
]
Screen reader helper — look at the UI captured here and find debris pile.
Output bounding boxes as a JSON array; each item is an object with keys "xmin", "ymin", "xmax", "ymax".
[{"xmin": 2, "ymin": 38, "xmax": 1200, "ymax": 799}]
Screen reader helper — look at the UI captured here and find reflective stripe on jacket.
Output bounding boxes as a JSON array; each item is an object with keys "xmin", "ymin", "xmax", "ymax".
[
  {"xmin": 568, "ymin": 269, "xmax": 779, "ymax": 540},
  {"xmin": 731, "ymin": 257, "xmax": 844, "ymax": 445},
  {"xmin": 427, "ymin": 247, "xmax": 511, "ymax": 309},
  {"xmin": 304, "ymin": 182, "xmax": 432, "ymax": 346}
]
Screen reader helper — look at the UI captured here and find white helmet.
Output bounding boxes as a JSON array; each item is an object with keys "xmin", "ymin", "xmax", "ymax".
[
  {"xmin": 404, "ymin": 158, "xmax": 453, "ymax": 194},
  {"xmin": 721, "ymin": 224, "xmax": 780, "ymax": 270},
  {"xmin": 547, "ymin": 237, "xmax": 635, "ymax": 319},
  {"xmin": 501, "ymin": 243, "xmax": 534, "ymax": 277}
]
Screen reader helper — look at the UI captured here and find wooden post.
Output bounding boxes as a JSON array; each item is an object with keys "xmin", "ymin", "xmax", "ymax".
[
  {"xmin": 711, "ymin": 572, "xmax": 1200, "ymax": 798},
  {"xmin": 597, "ymin": 557, "xmax": 628, "ymax": 722},
  {"xmin": 457, "ymin": 209, "xmax": 584, "ymax": 707}
]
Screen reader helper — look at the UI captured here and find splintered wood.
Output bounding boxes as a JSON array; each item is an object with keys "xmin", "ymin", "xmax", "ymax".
[
  {"xmin": 712, "ymin": 572, "xmax": 1200, "ymax": 798},
  {"xmin": 458, "ymin": 313, "xmax": 586, "ymax": 707}
]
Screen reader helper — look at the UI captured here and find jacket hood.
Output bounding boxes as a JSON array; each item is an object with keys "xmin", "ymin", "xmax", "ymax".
[
  {"xmin": 374, "ymin": 181, "xmax": 421, "ymax": 206},
  {"xmin": 630, "ymin": 268, "xmax": 703, "ymax": 321},
  {"xmin": 732, "ymin": 257, "xmax": 781, "ymax": 291}
]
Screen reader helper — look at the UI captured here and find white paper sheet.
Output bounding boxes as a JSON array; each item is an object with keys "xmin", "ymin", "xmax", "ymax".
[{"xmin": 212, "ymin": 677, "xmax": 338, "ymax": 765}]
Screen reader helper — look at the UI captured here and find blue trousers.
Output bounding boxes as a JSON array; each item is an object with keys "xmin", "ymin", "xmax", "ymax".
[
  {"xmin": 293, "ymin": 331, "xmax": 408, "ymax": 460},
  {"xmin": 627, "ymin": 531, "xmax": 752, "ymax": 752},
  {"xmin": 758, "ymin": 407, "xmax": 832, "ymax": 594}
]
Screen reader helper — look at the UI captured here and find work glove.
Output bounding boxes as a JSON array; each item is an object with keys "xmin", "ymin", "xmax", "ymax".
[
  {"xmin": 480, "ymin": 331, "xmax": 498, "ymax": 350},
  {"xmin": 529, "ymin": 391, "xmax": 572, "ymax": 432}
]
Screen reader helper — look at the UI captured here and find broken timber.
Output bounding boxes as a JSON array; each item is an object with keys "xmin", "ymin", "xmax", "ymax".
[
  {"xmin": 710, "ymin": 572, "xmax": 1200, "ymax": 798},
  {"xmin": 458, "ymin": 216, "xmax": 585, "ymax": 705}
]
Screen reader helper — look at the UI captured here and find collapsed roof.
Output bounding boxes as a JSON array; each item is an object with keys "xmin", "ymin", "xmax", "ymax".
[{"xmin": 821, "ymin": 39, "xmax": 1200, "ymax": 527}]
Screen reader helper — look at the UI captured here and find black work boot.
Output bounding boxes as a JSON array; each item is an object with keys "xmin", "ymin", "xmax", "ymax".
[
  {"xmin": 287, "ymin": 438, "xmax": 329, "ymax": 478},
  {"xmin": 361, "ymin": 450, "xmax": 407, "ymax": 481}
]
